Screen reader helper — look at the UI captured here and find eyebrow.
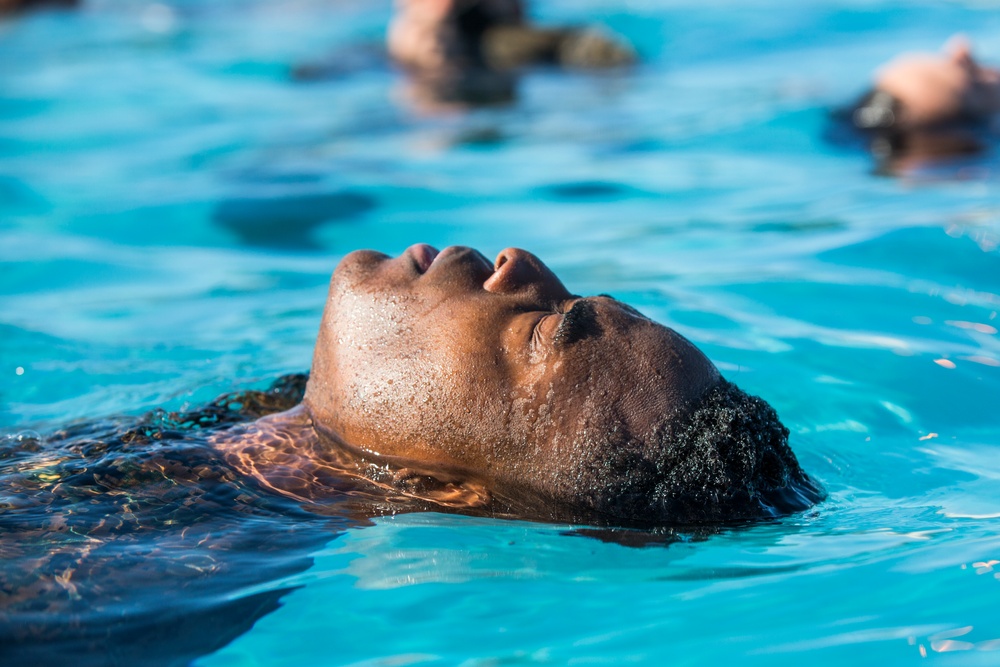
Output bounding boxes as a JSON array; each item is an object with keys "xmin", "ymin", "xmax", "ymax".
[{"xmin": 553, "ymin": 299, "xmax": 601, "ymax": 346}]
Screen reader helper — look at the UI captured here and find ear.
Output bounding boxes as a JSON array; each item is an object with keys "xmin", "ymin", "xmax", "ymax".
[
  {"xmin": 944, "ymin": 34, "xmax": 974, "ymax": 67},
  {"xmin": 392, "ymin": 468, "xmax": 492, "ymax": 509}
]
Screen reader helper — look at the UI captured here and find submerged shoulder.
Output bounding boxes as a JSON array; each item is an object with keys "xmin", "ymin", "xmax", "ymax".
[{"xmin": 210, "ymin": 406, "xmax": 331, "ymax": 502}]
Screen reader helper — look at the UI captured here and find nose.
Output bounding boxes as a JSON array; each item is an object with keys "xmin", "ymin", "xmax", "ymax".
[{"xmin": 483, "ymin": 247, "xmax": 572, "ymax": 302}]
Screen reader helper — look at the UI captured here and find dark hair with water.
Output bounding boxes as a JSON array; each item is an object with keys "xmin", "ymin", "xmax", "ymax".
[
  {"xmin": 571, "ymin": 379, "xmax": 823, "ymax": 527},
  {"xmin": 655, "ymin": 379, "xmax": 824, "ymax": 522}
]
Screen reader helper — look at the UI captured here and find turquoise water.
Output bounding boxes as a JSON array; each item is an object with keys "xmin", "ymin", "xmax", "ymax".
[{"xmin": 3, "ymin": 0, "xmax": 1000, "ymax": 664}]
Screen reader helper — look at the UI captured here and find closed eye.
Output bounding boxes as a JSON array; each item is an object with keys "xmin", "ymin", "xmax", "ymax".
[
  {"xmin": 531, "ymin": 312, "xmax": 560, "ymax": 352},
  {"xmin": 529, "ymin": 297, "xmax": 606, "ymax": 356},
  {"xmin": 553, "ymin": 299, "xmax": 601, "ymax": 346}
]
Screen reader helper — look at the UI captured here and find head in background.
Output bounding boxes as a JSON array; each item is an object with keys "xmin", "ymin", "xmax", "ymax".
[
  {"xmin": 845, "ymin": 37, "xmax": 1000, "ymax": 167},
  {"xmin": 389, "ymin": 0, "xmax": 524, "ymax": 72},
  {"xmin": 387, "ymin": 0, "xmax": 634, "ymax": 111},
  {"xmin": 304, "ymin": 245, "xmax": 822, "ymax": 527}
]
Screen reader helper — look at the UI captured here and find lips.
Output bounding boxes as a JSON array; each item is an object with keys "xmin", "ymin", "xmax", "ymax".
[{"xmin": 408, "ymin": 244, "xmax": 440, "ymax": 273}]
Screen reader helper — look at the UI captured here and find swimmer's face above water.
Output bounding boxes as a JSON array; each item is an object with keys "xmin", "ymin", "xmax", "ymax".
[
  {"xmin": 389, "ymin": 0, "xmax": 524, "ymax": 71},
  {"xmin": 874, "ymin": 37, "xmax": 1000, "ymax": 129},
  {"xmin": 305, "ymin": 246, "xmax": 718, "ymax": 507}
]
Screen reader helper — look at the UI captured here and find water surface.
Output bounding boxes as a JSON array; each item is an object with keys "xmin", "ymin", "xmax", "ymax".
[{"xmin": 3, "ymin": 0, "xmax": 1000, "ymax": 665}]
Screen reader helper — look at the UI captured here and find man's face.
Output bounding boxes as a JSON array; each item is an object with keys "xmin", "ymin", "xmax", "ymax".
[{"xmin": 305, "ymin": 245, "xmax": 719, "ymax": 506}]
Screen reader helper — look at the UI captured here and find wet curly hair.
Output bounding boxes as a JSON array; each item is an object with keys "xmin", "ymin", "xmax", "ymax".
[{"xmin": 570, "ymin": 378, "xmax": 824, "ymax": 527}]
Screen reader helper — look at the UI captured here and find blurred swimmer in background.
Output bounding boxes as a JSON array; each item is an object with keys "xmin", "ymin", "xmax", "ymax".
[
  {"xmin": 386, "ymin": 0, "xmax": 635, "ymax": 110},
  {"xmin": 0, "ymin": 0, "xmax": 76, "ymax": 14},
  {"xmin": 836, "ymin": 37, "xmax": 1000, "ymax": 171}
]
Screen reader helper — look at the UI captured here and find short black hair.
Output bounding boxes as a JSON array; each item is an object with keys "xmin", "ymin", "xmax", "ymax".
[
  {"xmin": 850, "ymin": 88, "xmax": 902, "ymax": 132},
  {"xmin": 571, "ymin": 379, "xmax": 824, "ymax": 527},
  {"xmin": 830, "ymin": 87, "xmax": 989, "ymax": 165}
]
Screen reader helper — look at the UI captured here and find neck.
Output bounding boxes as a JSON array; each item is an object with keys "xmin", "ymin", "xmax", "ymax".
[
  {"xmin": 210, "ymin": 405, "xmax": 498, "ymax": 515},
  {"xmin": 210, "ymin": 405, "xmax": 341, "ymax": 503}
]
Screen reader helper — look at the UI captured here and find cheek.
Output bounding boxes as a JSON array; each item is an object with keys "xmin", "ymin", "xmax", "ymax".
[{"xmin": 497, "ymin": 362, "xmax": 589, "ymax": 481}]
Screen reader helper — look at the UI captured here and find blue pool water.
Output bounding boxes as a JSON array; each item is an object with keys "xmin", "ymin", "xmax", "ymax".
[{"xmin": 3, "ymin": 0, "xmax": 1000, "ymax": 664}]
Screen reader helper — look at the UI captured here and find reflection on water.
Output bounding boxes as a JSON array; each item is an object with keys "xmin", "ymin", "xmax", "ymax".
[
  {"xmin": 0, "ymin": 376, "xmax": 337, "ymax": 666},
  {"xmin": 212, "ymin": 190, "xmax": 376, "ymax": 248}
]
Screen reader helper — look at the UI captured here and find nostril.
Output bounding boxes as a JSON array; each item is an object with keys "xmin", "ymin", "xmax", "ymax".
[
  {"xmin": 486, "ymin": 247, "xmax": 546, "ymax": 295},
  {"xmin": 494, "ymin": 252, "xmax": 509, "ymax": 272}
]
